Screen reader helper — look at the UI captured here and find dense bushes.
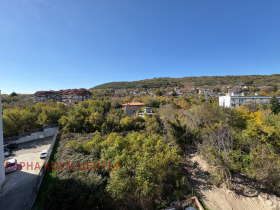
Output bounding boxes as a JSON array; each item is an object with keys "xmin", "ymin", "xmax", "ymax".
[
  {"xmin": 102, "ymin": 132, "xmax": 188, "ymax": 209},
  {"xmin": 39, "ymin": 132, "xmax": 189, "ymax": 209},
  {"xmin": 181, "ymin": 104, "xmax": 280, "ymax": 195},
  {"xmin": 2, "ymin": 101, "xmax": 66, "ymax": 137}
]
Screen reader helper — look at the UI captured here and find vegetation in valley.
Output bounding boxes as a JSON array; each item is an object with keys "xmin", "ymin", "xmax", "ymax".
[
  {"xmin": 36, "ymin": 132, "xmax": 188, "ymax": 209},
  {"xmin": 2, "ymin": 82, "xmax": 280, "ymax": 209}
]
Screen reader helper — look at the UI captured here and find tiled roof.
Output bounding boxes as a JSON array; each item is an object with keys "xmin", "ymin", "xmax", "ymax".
[{"xmin": 122, "ymin": 102, "xmax": 145, "ymax": 106}]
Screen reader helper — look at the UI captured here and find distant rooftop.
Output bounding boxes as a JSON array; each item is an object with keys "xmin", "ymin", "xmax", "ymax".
[{"xmin": 122, "ymin": 102, "xmax": 145, "ymax": 106}]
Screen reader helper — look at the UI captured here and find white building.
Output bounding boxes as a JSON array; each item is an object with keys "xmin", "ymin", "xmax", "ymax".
[
  {"xmin": 138, "ymin": 107, "xmax": 155, "ymax": 117},
  {"xmin": 219, "ymin": 95, "xmax": 280, "ymax": 108},
  {"xmin": 0, "ymin": 91, "xmax": 5, "ymax": 187}
]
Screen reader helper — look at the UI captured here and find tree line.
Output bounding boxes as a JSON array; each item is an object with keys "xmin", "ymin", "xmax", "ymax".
[{"xmin": 91, "ymin": 74, "xmax": 280, "ymax": 90}]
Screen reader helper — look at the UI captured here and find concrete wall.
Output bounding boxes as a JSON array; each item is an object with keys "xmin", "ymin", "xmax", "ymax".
[
  {"xmin": 0, "ymin": 91, "xmax": 5, "ymax": 188},
  {"xmin": 7, "ymin": 127, "xmax": 59, "ymax": 144}
]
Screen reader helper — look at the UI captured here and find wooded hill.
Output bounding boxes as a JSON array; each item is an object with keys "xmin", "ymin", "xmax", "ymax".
[{"xmin": 91, "ymin": 74, "xmax": 280, "ymax": 89}]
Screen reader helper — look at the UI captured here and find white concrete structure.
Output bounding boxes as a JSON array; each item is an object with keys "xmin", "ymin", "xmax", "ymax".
[
  {"xmin": 219, "ymin": 95, "xmax": 280, "ymax": 108},
  {"xmin": 138, "ymin": 107, "xmax": 155, "ymax": 117},
  {"xmin": 4, "ymin": 127, "xmax": 59, "ymax": 144},
  {"xmin": 0, "ymin": 91, "xmax": 5, "ymax": 188}
]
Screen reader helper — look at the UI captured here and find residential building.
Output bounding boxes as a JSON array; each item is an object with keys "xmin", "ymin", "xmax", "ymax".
[
  {"xmin": 227, "ymin": 86, "xmax": 246, "ymax": 96},
  {"xmin": 122, "ymin": 102, "xmax": 145, "ymax": 116},
  {"xmin": 167, "ymin": 87, "xmax": 183, "ymax": 97},
  {"xmin": 138, "ymin": 107, "xmax": 154, "ymax": 117},
  {"xmin": 210, "ymin": 93, "xmax": 220, "ymax": 97},
  {"xmin": 199, "ymin": 89, "xmax": 213, "ymax": 94},
  {"xmin": 174, "ymin": 87, "xmax": 180, "ymax": 93},
  {"xmin": 219, "ymin": 95, "xmax": 280, "ymax": 108},
  {"xmin": 33, "ymin": 90, "xmax": 61, "ymax": 102},
  {"xmin": 176, "ymin": 92, "xmax": 182, "ymax": 97},
  {"xmin": 228, "ymin": 89, "xmax": 244, "ymax": 96},
  {"xmin": 60, "ymin": 89, "xmax": 92, "ymax": 103},
  {"xmin": 33, "ymin": 88, "xmax": 92, "ymax": 103}
]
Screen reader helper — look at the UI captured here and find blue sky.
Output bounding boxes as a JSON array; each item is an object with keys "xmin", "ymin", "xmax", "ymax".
[{"xmin": 1, "ymin": 0, "xmax": 280, "ymax": 94}]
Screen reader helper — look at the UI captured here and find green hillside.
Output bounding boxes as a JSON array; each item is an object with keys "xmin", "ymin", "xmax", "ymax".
[{"xmin": 91, "ymin": 74, "xmax": 280, "ymax": 90}]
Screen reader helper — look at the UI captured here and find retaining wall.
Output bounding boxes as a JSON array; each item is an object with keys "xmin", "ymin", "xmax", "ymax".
[{"xmin": 5, "ymin": 127, "xmax": 59, "ymax": 144}]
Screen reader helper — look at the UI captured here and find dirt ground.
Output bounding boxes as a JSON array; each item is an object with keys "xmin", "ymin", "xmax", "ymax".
[{"xmin": 184, "ymin": 147, "xmax": 280, "ymax": 210}]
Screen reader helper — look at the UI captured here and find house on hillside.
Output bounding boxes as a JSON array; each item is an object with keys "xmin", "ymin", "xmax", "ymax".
[
  {"xmin": 227, "ymin": 86, "xmax": 246, "ymax": 96},
  {"xmin": 199, "ymin": 89, "xmax": 213, "ymax": 94},
  {"xmin": 122, "ymin": 102, "xmax": 145, "ymax": 116},
  {"xmin": 167, "ymin": 87, "xmax": 183, "ymax": 97},
  {"xmin": 176, "ymin": 92, "xmax": 182, "ymax": 97}
]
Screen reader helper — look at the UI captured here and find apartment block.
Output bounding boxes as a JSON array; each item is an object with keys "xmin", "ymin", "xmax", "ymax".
[
  {"xmin": 219, "ymin": 95, "xmax": 280, "ymax": 108},
  {"xmin": 33, "ymin": 88, "xmax": 92, "ymax": 103}
]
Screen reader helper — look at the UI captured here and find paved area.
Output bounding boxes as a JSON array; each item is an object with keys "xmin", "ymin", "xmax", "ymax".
[{"xmin": 0, "ymin": 136, "xmax": 55, "ymax": 210}]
